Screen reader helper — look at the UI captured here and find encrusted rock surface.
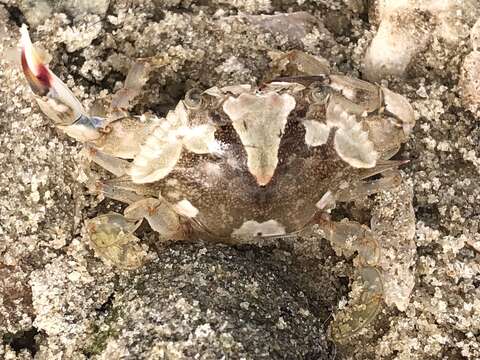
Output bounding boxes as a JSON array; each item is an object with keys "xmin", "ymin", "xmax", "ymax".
[
  {"xmin": 89, "ymin": 243, "xmax": 333, "ymax": 359},
  {"xmin": 1, "ymin": 0, "xmax": 479, "ymax": 359}
]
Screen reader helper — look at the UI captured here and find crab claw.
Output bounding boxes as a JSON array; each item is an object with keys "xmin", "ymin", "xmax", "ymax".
[{"xmin": 20, "ymin": 25, "xmax": 102, "ymax": 133}]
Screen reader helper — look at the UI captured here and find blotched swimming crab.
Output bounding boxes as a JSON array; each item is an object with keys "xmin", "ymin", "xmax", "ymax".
[{"xmin": 19, "ymin": 25, "xmax": 416, "ymax": 341}]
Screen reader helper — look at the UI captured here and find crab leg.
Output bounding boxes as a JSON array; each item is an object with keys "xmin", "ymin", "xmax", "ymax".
[
  {"xmin": 111, "ymin": 61, "xmax": 150, "ymax": 111},
  {"xmin": 124, "ymin": 198, "xmax": 184, "ymax": 241},
  {"xmin": 86, "ymin": 176, "xmax": 184, "ymax": 242},
  {"xmin": 316, "ymin": 215, "xmax": 380, "ymax": 265},
  {"xmin": 312, "ymin": 215, "xmax": 384, "ymax": 341},
  {"xmin": 335, "ymin": 170, "xmax": 402, "ymax": 203},
  {"xmin": 82, "ymin": 146, "xmax": 131, "ymax": 177},
  {"xmin": 93, "ymin": 181, "xmax": 146, "ymax": 204},
  {"xmin": 111, "ymin": 55, "xmax": 170, "ymax": 111},
  {"xmin": 329, "ymin": 266, "xmax": 384, "ymax": 341}
]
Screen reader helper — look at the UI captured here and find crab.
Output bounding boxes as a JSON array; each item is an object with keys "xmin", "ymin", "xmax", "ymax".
[{"xmin": 19, "ymin": 25, "xmax": 416, "ymax": 342}]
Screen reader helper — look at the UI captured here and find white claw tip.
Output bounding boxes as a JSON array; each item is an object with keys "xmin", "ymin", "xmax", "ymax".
[
  {"xmin": 20, "ymin": 24, "xmax": 31, "ymax": 51},
  {"xmin": 19, "ymin": 23, "xmax": 43, "ymax": 77}
]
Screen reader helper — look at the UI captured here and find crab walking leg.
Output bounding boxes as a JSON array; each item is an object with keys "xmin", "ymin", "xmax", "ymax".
[
  {"xmin": 111, "ymin": 56, "xmax": 170, "ymax": 111},
  {"xmin": 83, "ymin": 170, "xmax": 184, "ymax": 243},
  {"xmin": 335, "ymin": 170, "xmax": 402, "ymax": 203},
  {"xmin": 313, "ymin": 215, "xmax": 384, "ymax": 340},
  {"xmin": 111, "ymin": 60, "xmax": 150, "ymax": 111},
  {"xmin": 77, "ymin": 150, "xmax": 144, "ymax": 204},
  {"xmin": 124, "ymin": 198, "xmax": 184, "ymax": 241},
  {"xmin": 93, "ymin": 180, "xmax": 146, "ymax": 204},
  {"xmin": 316, "ymin": 215, "xmax": 380, "ymax": 266},
  {"xmin": 329, "ymin": 267, "xmax": 384, "ymax": 341},
  {"xmin": 82, "ymin": 146, "xmax": 131, "ymax": 177}
]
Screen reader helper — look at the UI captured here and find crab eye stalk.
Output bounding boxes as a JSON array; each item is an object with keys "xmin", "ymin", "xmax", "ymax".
[
  {"xmin": 308, "ymin": 82, "xmax": 330, "ymax": 104},
  {"xmin": 20, "ymin": 24, "xmax": 86, "ymax": 126},
  {"xmin": 184, "ymin": 88, "xmax": 205, "ymax": 110}
]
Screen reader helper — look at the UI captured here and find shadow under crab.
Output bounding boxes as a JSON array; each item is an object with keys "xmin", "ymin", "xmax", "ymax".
[{"xmin": 20, "ymin": 26, "xmax": 416, "ymax": 342}]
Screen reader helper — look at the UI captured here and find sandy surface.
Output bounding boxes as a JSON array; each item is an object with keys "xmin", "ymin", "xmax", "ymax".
[{"xmin": 0, "ymin": 0, "xmax": 479, "ymax": 359}]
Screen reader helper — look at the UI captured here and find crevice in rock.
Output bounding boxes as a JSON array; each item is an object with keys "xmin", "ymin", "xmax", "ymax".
[
  {"xmin": 2, "ymin": 327, "xmax": 39, "ymax": 356},
  {"xmin": 0, "ymin": 2, "xmax": 27, "ymax": 27},
  {"xmin": 96, "ymin": 291, "xmax": 115, "ymax": 315}
]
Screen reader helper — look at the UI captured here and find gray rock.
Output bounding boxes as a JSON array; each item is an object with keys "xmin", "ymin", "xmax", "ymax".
[{"xmin": 87, "ymin": 243, "xmax": 334, "ymax": 359}]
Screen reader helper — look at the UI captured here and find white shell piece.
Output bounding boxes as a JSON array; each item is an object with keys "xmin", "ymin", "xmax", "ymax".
[
  {"xmin": 303, "ymin": 120, "xmax": 331, "ymax": 146},
  {"xmin": 381, "ymin": 87, "xmax": 415, "ymax": 135},
  {"xmin": 173, "ymin": 199, "xmax": 199, "ymax": 218},
  {"xmin": 129, "ymin": 102, "xmax": 187, "ymax": 183},
  {"xmin": 181, "ymin": 124, "xmax": 218, "ymax": 154},
  {"xmin": 309, "ymin": 104, "xmax": 378, "ymax": 167},
  {"xmin": 232, "ymin": 220, "xmax": 286, "ymax": 239},
  {"xmin": 223, "ymin": 92, "xmax": 296, "ymax": 185},
  {"xmin": 334, "ymin": 113, "xmax": 378, "ymax": 168}
]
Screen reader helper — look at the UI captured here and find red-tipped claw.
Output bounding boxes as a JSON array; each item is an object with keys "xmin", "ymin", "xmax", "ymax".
[{"xmin": 20, "ymin": 24, "xmax": 86, "ymax": 125}]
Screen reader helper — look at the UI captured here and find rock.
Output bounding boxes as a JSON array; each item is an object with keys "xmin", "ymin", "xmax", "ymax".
[
  {"xmin": 460, "ymin": 50, "xmax": 480, "ymax": 114},
  {"xmin": 471, "ymin": 18, "xmax": 480, "ymax": 51},
  {"xmin": 364, "ymin": 0, "xmax": 479, "ymax": 81},
  {"xmin": 363, "ymin": 8, "xmax": 431, "ymax": 81},
  {"xmin": 243, "ymin": 12, "xmax": 326, "ymax": 43},
  {"xmin": 86, "ymin": 243, "xmax": 334, "ymax": 359},
  {"xmin": 460, "ymin": 19, "xmax": 480, "ymax": 114},
  {"xmin": 18, "ymin": 0, "xmax": 110, "ymax": 25}
]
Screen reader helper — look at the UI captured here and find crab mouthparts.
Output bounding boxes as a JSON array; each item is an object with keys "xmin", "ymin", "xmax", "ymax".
[{"xmin": 20, "ymin": 24, "xmax": 51, "ymax": 96}]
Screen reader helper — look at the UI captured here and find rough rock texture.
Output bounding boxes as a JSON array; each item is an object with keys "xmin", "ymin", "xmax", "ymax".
[
  {"xmin": 90, "ymin": 243, "xmax": 333, "ymax": 359},
  {"xmin": 364, "ymin": 0, "xmax": 479, "ymax": 81},
  {"xmin": 1, "ymin": 0, "xmax": 480, "ymax": 359},
  {"xmin": 461, "ymin": 19, "xmax": 480, "ymax": 115}
]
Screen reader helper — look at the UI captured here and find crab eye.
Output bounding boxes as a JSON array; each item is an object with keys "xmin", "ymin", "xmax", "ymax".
[
  {"xmin": 184, "ymin": 88, "xmax": 204, "ymax": 110},
  {"xmin": 308, "ymin": 82, "xmax": 330, "ymax": 104}
]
